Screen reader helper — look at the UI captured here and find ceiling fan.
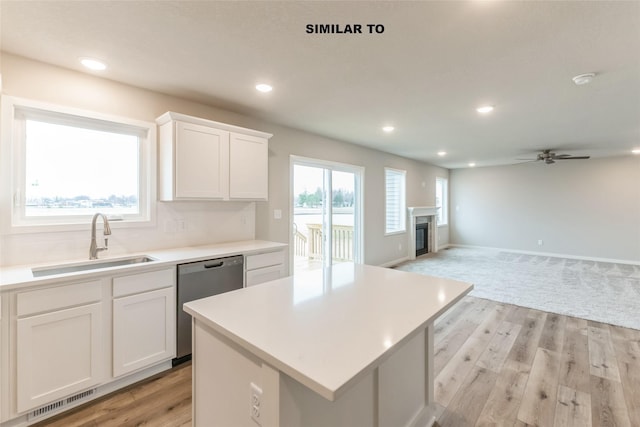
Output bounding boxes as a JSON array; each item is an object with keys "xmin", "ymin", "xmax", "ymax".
[{"xmin": 518, "ymin": 149, "xmax": 591, "ymax": 164}]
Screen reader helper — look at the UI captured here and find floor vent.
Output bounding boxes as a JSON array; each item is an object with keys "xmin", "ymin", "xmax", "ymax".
[
  {"xmin": 67, "ymin": 388, "xmax": 95, "ymax": 404},
  {"xmin": 28, "ymin": 400, "xmax": 64, "ymax": 420},
  {"xmin": 28, "ymin": 388, "xmax": 96, "ymax": 421}
]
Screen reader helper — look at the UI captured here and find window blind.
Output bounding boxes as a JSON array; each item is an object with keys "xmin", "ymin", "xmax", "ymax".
[{"xmin": 385, "ymin": 168, "xmax": 406, "ymax": 234}]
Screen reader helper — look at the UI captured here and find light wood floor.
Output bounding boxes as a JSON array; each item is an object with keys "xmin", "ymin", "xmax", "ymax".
[{"xmin": 35, "ymin": 296, "xmax": 640, "ymax": 427}]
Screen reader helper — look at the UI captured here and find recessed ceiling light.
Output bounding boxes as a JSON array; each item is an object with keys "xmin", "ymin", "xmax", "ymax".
[
  {"xmin": 437, "ymin": 151, "xmax": 447, "ymax": 156},
  {"xmin": 468, "ymin": 162, "xmax": 476, "ymax": 167},
  {"xmin": 632, "ymin": 148, "xmax": 640, "ymax": 155},
  {"xmin": 476, "ymin": 105, "xmax": 494, "ymax": 114},
  {"xmin": 572, "ymin": 73, "xmax": 596, "ymax": 85},
  {"xmin": 382, "ymin": 126, "xmax": 395, "ymax": 133},
  {"xmin": 255, "ymin": 83, "xmax": 273, "ymax": 93},
  {"xmin": 79, "ymin": 57, "xmax": 107, "ymax": 71}
]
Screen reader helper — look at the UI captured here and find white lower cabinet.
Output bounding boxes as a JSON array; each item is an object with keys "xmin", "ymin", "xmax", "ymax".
[
  {"xmin": 113, "ymin": 287, "xmax": 175, "ymax": 377},
  {"xmin": 246, "ymin": 264, "xmax": 284, "ymax": 286},
  {"xmin": 2, "ymin": 248, "xmax": 287, "ymax": 425},
  {"xmin": 15, "ymin": 281, "xmax": 105, "ymax": 413},
  {"xmin": 245, "ymin": 249, "xmax": 286, "ymax": 286},
  {"xmin": 7, "ymin": 267, "xmax": 176, "ymax": 423},
  {"xmin": 112, "ymin": 268, "xmax": 175, "ymax": 377}
]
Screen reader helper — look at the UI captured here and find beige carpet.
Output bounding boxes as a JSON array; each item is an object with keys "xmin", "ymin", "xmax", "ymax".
[{"xmin": 394, "ymin": 247, "xmax": 640, "ymax": 331}]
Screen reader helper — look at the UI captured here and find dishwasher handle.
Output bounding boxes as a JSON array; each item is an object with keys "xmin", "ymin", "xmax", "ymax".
[
  {"xmin": 204, "ymin": 261, "xmax": 224, "ymax": 269},
  {"xmin": 178, "ymin": 255, "xmax": 244, "ymax": 276}
]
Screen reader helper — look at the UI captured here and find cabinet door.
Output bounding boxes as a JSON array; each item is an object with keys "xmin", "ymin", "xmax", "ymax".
[
  {"xmin": 229, "ymin": 133, "xmax": 268, "ymax": 200},
  {"xmin": 175, "ymin": 121, "xmax": 229, "ymax": 199},
  {"xmin": 113, "ymin": 287, "xmax": 175, "ymax": 377},
  {"xmin": 16, "ymin": 303, "xmax": 104, "ymax": 413}
]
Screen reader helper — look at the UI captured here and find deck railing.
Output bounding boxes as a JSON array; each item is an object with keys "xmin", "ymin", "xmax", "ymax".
[
  {"xmin": 293, "ymin": 227, "xmax": 307, "ymax": 257},
  {"xmin": 299, "ymin": 223, "xmax": 354, "ymax": 262}
]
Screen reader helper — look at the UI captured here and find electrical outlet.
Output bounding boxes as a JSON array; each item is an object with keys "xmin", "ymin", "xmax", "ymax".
[
  {"xmin": 538, "ymin": 239, "xmax": 543, "ymax": 246},
  {"xmin": 250, "ymin": 382, "xmax": 262, "ymax": 425}
]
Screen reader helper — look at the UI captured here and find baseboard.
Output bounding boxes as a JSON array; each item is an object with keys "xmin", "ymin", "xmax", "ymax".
[
  {"xmin": 379, "ymin": 244, "xmax": 454, "ymax": 268},
  {"xmin": 448, "ymin": 244, "xmax": 640, "ymax": 266},
  {"xmin": 379, "ymin": 256, "xmax": 409, "ymax": 268}
]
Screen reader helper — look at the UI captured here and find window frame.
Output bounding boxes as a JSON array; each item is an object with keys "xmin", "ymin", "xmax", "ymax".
[
  {"xmin": 1, "ymin": 96, "xmax": 157, "ymax": 234},
  {"xmin": 384, "ymin": 167, "xmax": 406, "ymax": 235},
  {"xmin": 436, "ymin": 176, "xmax": 448, "ymax": 226}
]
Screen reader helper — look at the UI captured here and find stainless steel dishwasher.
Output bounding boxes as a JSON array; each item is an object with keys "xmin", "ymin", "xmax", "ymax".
[{"xmin": 175, "ymin": 255, "xmax": 244, "ymax": 363}]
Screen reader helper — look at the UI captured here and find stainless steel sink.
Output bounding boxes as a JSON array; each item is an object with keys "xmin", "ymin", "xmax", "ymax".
[{"xmin": 32, "ymin": 256, "xmax": 156, "ymax": 277}]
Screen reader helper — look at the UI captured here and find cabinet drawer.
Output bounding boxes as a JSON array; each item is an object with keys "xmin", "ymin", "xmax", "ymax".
[
  {"xmin": 246, "ymin": 265, "xmax": 285, "ymax": 287},
  {"xmin": 17, "ymin": 280, "xmax": 102, "ymax": 317},
  {"xmin": 245, "ymin": 250, "xmax": 285, "ymax": 271},
  {"xmin": 113, "ymin": 268, "xmax": 175, "ymax": 298}
]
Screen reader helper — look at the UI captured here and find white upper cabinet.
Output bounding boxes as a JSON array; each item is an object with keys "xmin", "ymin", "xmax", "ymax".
[
  {"xmin": 157, "ymin": 112, "xmax": 271, "ymax": 201},
  {"xmin": 174, "ymin": 122, "xmax": 229, "ymax": 199},
  {"xmin": 229, "ymin": 132, "xmax": 268, "ymax": 200}
]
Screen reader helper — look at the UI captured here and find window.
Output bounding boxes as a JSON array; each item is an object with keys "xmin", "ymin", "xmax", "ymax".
[
  {"xmin": 384, "ymin": 167, "xmax": 406, "ymax": 234},
  {"xmin": 436, "ymin": 177, "xmax": 448, "ymax": 226},
  {"xmin": 2, "ymin": 97, "xmax": 156, "ymax": 230}
]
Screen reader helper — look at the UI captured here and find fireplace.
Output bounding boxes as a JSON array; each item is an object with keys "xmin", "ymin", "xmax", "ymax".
[
  {"xmin": 407, "ymin": 206, "xmax": 439, "ymax": 261},
  {"xmin": 415, "ymin": 219, "xmax": 429, "ymax": 256}
]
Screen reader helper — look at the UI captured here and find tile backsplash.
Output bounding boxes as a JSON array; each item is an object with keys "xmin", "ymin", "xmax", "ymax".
[{"xmin": 0, "ymin": 201, "xmax": 256, "ymax": 266}]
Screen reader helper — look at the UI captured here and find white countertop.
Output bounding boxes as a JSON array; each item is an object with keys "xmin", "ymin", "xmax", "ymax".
[
  {"xmin": 0, "ymin": 240, "xmax": 287, "ymax": 290},
  {"xmin": 184, "ymin": 263, "xmax": 473, "ymax": 401}
]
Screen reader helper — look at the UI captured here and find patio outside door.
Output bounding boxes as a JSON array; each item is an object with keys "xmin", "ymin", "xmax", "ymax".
[{"xmin": 291, "ymin": 156, "xmax": 363, "ymax": 274}]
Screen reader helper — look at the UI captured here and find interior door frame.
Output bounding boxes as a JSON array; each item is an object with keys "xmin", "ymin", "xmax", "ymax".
[{"xmin": 289, "ymin": 155, "xmax": 364, "ymax": 275}]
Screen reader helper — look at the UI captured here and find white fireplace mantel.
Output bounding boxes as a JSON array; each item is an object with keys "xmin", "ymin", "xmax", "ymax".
[
  {"xmin": 408, "ymin": 206, "xmax": 440, "ymax": 218},
  {"xmin": 407, "ymin": 206, "xmax": 440, "ymax": 260}
]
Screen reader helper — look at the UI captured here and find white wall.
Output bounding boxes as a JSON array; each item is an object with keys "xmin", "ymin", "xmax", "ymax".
[
  {"xmin": 450, "ymin": 156, "xmax": 640, "ymax": 263},
  {"xmin": 0, "ymin": 53, "xmax": 446, "ymax": 267}
]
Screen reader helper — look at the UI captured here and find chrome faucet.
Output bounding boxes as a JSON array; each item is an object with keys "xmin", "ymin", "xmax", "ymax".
[{"xmin": 89, "ymin": 213, "xmax": 112, "ymax": 260}]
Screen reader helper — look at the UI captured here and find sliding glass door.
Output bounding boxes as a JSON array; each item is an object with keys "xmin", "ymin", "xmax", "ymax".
[{"xmin": 291, "ymin": 157, "xmax": 363, "ymax": 274}]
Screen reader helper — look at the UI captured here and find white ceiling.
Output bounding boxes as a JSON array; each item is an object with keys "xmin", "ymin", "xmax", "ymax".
[{"xmin": 2, "ymin": 1, "xmax": 639, "ymax": 169}]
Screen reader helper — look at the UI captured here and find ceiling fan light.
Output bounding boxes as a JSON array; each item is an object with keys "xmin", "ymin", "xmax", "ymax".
[
  {"xmin": 255, "ymin": 83, "xmax": 273, "ymax": 93},
  {"xmin": 572, "ymin": 73, "xmax": 595, "ymax": 85},
  {"xmin": 79, "ymin": 57, "xmax": 107, "ymax": 71},
  {"xmin": 476, "ymin": 105, "xmax": 494, "ymax": 114}
]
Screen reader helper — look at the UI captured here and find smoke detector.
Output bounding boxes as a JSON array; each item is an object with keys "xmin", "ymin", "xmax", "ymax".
[{"xmin": 572, "ymin": 73, "xmax": 595, "ymax": 85}]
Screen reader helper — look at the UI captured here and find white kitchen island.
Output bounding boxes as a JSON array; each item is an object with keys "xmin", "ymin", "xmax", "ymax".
[{"xmin": 184, "ymin": 263, "xmax": 472, "ymax": 427}]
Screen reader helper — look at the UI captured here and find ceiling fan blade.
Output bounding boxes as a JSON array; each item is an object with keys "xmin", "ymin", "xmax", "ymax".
[
  {"xmin": 554, "ymin": 154, "xmax": 572, "ymax": 158},
  {"xmin": 556, "ymin": 156, "xmax": 590, "ymax": 160},
  {"xmin": 515, "ymin": 158, "xmax": 538, "ymax": 161}
]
